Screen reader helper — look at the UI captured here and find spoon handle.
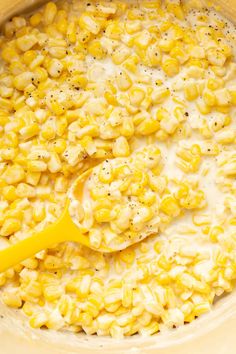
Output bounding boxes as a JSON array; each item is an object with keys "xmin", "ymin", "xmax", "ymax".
[
  {"xmin": 0, "ymin": 224, "xmax": 64, "ymax": 273},
  {"xmin": 0, "ymin": 205, "xmax": 90, "ymax": 273}
]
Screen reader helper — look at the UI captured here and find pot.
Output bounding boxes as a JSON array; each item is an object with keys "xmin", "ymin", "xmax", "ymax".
[{"xmin": 0, "ymin": 1, "xmax": 236, "ymax": 353}]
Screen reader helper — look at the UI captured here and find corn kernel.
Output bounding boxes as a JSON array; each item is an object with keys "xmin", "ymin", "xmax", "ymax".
[
  {"xmin": 162, "ymin": 58, "xmax": 179, "ymax": 77},
  {"xmin": 88, "ymin": 40, "xmax": 107, "ymax": 59},
  {"xmin": 44, "ymin": 2, "xmax": 57, "ymax": 25},
  {"xmin": 2, "ymin": 292, "xmax": 22, "ymax": 308},
  {"xmin": 3, "ymin": 164, "xmax": 25, "ymax": 184},
  {"xmin": 116, "ymin": 71, "xmax": 132, "ymax": 91},
  {"xmin": 136, "ymin": 119, "xmax": 160, "ymax": 136},
  {"xmin": 112, "ymin": 137, "xmax": 130, "ymax": 157},
  {"xmin": 1, "ymin": 218, "xmax": 21, "ymax": 236},
  {"xmin": 160, "ymin": 195, "xmax": 180, "ymax": 217},
  {"xmin": 79, "ymin": 13, "xmax": 101, "ymax": 34},
  {"xmin": 184, "ymin": 82, "xmax": 199, "ymax": 101}
]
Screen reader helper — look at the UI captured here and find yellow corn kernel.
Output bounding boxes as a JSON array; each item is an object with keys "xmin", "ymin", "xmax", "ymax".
[
  {"xmin": 2, "ymin": 292, "xmax": 22, "ymax": 308},
  {"xmin": 219, "ymin": 43, "xmax": 232, "ymax": 58},
  {"xmin": 162, "ymin": 58, "xmax": 179, "ymax": 77},
  {"xmin": 170, "ymin": 45, "xmax": 189, "ymax": 64},
  {"xmin": 98, "ymin": 162, "xmax": 113, "ymax": 183},
  {"xmin": 207, "ymin": 48, "xmax": 226, "ymax": 67},
  {"xmin": 105, "ymin": 21, "xmax": 123, "ymax": 39},
  {"xmin": 152, "ymin": 87, "xmax": 170, "ymax": 104},
  {"xmin": 134, "ymin": 30, "xmax": 152, "ymax": 49},
  {"xmin": 29, "ymin": 312, "xmax": 48, "ymax": 329},
  {"xmin": 202, "ymin": 89, "xmax": 216, "ymax": 107},
  {"xmin": 196, "ymin": 100, "xmax": 211, "ymax": 115},
  {"xmin": 119, "ymin": 248, "xmax": 135, "ymax": 264},
  {"xmin": 145, "ymin": 43, "xmax": 162, "ymax": 67},
  {"xmin": 16, "ymin": 183, "xmax": 36, "ymax": 198},
  {"xmin": 207, "ymin": 78, "xmax": 224, "ymax": 91},
  {"xmin": 160, "ymin": 113, "xmax": 179, "ymax": 135},
  {"xmin": 187, "ymin": 58, "xmax": 208, "ymax": 69},
  {"xmin": 3, "ymin": 164, "xmax": 25, "ymax": 184},
  {"xmin": 54, "ymin": 176, "xmax": 68, "ymax": 193},
  {"xmin": 173, "ymin": 106, "xmax": 186, "ymax": 123},
  {"xmin": 215, "ymin": 88, "xmax": 231, "ymax": 106},
  {"xmin": 215, "ymin": 128, "xmax": 235, "ymax": 144},
  {"xmin": 27, "ymin": 160, "xmax": 47, "ymax": 172},
  {"xmin": 79, "ymin": 12, "xmax": 101, "ymax": 34},
  {"xmin": 76, "ymin": 28, "xmax": 90, "ymax": 43},
  {"xmin": 116, "ymin": 71, "xmax": 132, "ymax": 91},
  {"xmin": 136, "ymin": 118, "xmax": 160, "ymax": 136},
  {"xmin": 30, "ymin": 13, "xmax": 42, "ymax": 26},
  {"xmin": 166, "ymin": 3, "xmax": 184, "ymax": 19},
  {"xmin": 66, "ymin": 21, "xmax": 76, "ymax": 43},
  {"xmin": 0, "ymin": 147, "xmax": 17, "ymax": 161},
  {"xmin": 4, "ymin": 126, "xmax": 20, "ymax": 146},
  {"xmin": 112, "ymin": 45, "xmax": 130, "ymax": 65},
  {"xmin": 94, "ymin": 209, "xmax": 113, "ymax": 223},
  {"xmin": 193, "ymin": 302, "xmax": 211, "ymax": 316},
  {"xmin": 56, "ymin": 118, "xmax": 67, "ymax": 137},
  {"xmin": 23, "ymin": 50, "xmax": 37, "ymax": 66},
  {"xmin": 50, "ymin": 138, "xmax": 65, "ymax": 154},
  {"xmin": 26, "ymin": 171, "xmax": 41, "ymax": 186},
  {"xmin": 184, "ymin": 82, "xmax": 199, "ymax": 101},
  {"xmin": 47, "ymin": 152, "xmax": 62, "ymax": 173},
  {"xmin": 1, "ymin": 46, "xmax": 19, "ymax": 63},
  {"xmin": 112, "ymin": 137, "xmax": 130, "ymax": 157},
  {"xmin": 211, "ymin": 66, "xmax": 226, "ymax": 77},
  {"xmin": 48, "ymin": 46, "xmax": 67, "ymax": 59},
  {"xmin": 158, "ymin": 38, "xmax": 175, "ymax": 53},
  {"xmin": 125, "ymin": 20, "xmax": 142, "ymax": 34},
  {"xmin": 155, "ymin": 107, "xmax": 168, "ymax": 121},
  {"xmin": 88, "ymin": 228, "xmax": 102, "ymax": 249},
  {"xmin": 44, "ymin": 255, "xmax": 63, "ymax": 270},
  {"xmin": 0, "ymin": 85, "xmax": 13, "ymax": 98},
  {"xmin": 2, "ymin": 185, "xmax": 17, "ymax": 201},
  {"xmin": 129, "ymin": 87, "xmax": 145, "ymax": 106},
  {"xmin": 88, "ymin": 40, "xmax": 106, "ymax": 59},
  {"xmin": 41, "ymin": 125, "xmax": 56, "ymax": 140},
  {"xmin": 33, "ymin": 205, "xmax": 46, "ymax": 222},
  {"xmin": 34, "ymin": 68, "xmax": 48, "ymax": 85},
  {"xmin": 43, "ymin": 285, "xmax": 63, "ymax": 302},
  {"xmin": 123, "ymin": 55, "xmax": 139, "ymax": 73},
  {"xmin": 47, "ymin": 59, "xmax": 63, "ymax": 78},
  {"xmin": 1, "ymin": 218, "xmax": 21, "ymax": 236},
  {"xmin": 22, "ymin": 302, "xmax": 35, "ymax": 317},
  {"xmin": 43, "ymin": 2, "xmax": 57, "ymax": 25},
  {"xmin": 13, "ymin": 72, "xmax": 34, "ymax": 91},
  {"xmin": 119, "ymin": 116, "xmax": 134, "ymax": 138},
  {"xmin": 20, "ymin": 124, "xmax": 40, "ymax": 140},
  {"xmin": 104, "ymin": 92, "xmax": 118, "ymax": 106},
  {"xmin": 160, "ymin": 195, "xmax": 180, "ymax": 217},
  {"xmin": 16, "ymin": 35, "xmax": 38, "ymax": 52},
  {"xmin": 139, "ymin": 320, "xmax": 159, "ymax": 336}
]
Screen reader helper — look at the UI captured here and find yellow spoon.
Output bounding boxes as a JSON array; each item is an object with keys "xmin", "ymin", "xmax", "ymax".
[{"xmin": 0, "ymin": 168, "xmax": 114, "ymax": 274}]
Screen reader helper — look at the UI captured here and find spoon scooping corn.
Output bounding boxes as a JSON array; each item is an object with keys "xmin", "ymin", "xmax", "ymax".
[{"xmin": 0, "ymin": 146, "xmax": 163, "ymax": 273}]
